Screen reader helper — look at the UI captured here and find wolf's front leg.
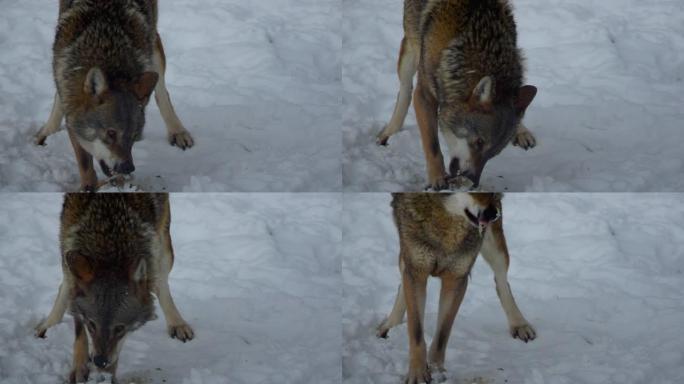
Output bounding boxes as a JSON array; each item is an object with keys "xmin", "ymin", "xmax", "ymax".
[
  {"xmin": 68, "ymin": 317, "xmax": 89, "ymax": 384},
  {"xmin": 155, "ymin": 278, "xmax": 194, "ymax": 342},
  {"xmin": 67, "ymin": 129, "xmax": 98, "ymax": 192},
  {"xmin": 428, "ymin": 276, "xmax": 468, "ymax": 381},
  {"xmin": 414, "ymin": 84, "xmax": 447, "ymax": 191},
  {"xmin": 35, "ymin": 281, "xmax": 69, "ymax": 338},
  {"xmin": 481, "ymin": 220, "xmax": 536, "ymax": 342},
  {"xmin": 403, "ymin": 270, "xmax": 430, "ymax": 384},
  {"xmin": 153, "ymin": 34, "xmax": 194, "ymax": 150},
  {"xmin": 35, "ymin": 92, "xmax": 64, "ymax": 146},
  {"xmin": 376, "ymin": 283, "xmax": 407, "ymax": 338}
]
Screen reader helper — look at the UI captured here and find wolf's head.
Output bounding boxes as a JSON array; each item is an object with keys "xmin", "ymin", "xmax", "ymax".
[
  {"xmin": 67, "ymin": 67, "xmax": 158, "ymax": 177},
  {"xmin": 66, "ymin": 251, "xmax": 156, "ymax": 371},
  {"xmin": 443, "ymin": 193, "xmax": 503, "ymax": 231},
  {"xmin": 439, "ymin": 76, "xmax": 536, "ymax": 187}
]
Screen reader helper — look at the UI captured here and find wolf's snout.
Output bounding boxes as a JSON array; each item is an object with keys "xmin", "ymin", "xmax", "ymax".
[
  {"xmin": 461, "ymin": 170, "xmax": 480, "ymax": 188},
  {"xmin": 480, "ymin": 205, "xmax": 499, "ymax": 224},
  {"xmin": 93, "ymin": 355, "xmax": 109, "ymax": 369},
  {"xmin": 448, "ymin": 158, "xmax": 460, "ymax": 177},
  {"xmin": 114, "ymin": 161, "xmax": 135, "ymax": 175},
  {"xmin": 449, "ymin": 158, "xmax": 481, "ymax": 188}
]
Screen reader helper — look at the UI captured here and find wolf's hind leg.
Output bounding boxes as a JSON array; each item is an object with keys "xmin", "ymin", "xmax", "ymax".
[
  {"xmin": 376, "ymin": 283, "xmax": 407, "ymax": 338},
  {"xmin": 152, "ymin": 33, "xmax": 194, "ymax": 150},
  {"xmin": 35, "ymin": 92, "xmax": 64, "ymax": 146},
  {"xmin": 481, "ymin": 221, "xmax": 536, "ymax": 342},
  {"xmin": 377, "ymin": 37, "xmax": 419, "ymax": 146},
  {"xmin": 35, "ymin": 280, "xmax": 69, "ymax": 338}
]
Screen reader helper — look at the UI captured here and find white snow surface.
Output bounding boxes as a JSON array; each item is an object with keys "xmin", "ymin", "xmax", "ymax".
[
  {"xmin": 0, "ymin": 194, "xmax": 342, "ymax": 384},
  {"xmin": 342, "ymin": 0, "xmax": 684, "ymax": 192},
  {"xmin": 0, "ymin": 0, "xmax": 341, "ymax": 192},
  {"xmin": 343, "ymin": 193, "xmax": 684, "ymax": 383}
]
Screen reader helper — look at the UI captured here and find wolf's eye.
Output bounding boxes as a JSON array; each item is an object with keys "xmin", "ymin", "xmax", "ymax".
[
  {"xmin": 106, "ymin": 129, "xmax": 117, "ymax": 141},
  {"xmin": 474, "ymin": 137, "xmax": 485, "ymax": 150},
  {"xmin": 113, "ymin": 325, "xmax": 125, "ymax": 335}
]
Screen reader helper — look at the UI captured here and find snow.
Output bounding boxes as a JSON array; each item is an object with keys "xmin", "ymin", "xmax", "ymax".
[
  {"xmin": 0, "ymin": 0, "xmax": 341, "ymax": 192},
  {"xmin": 0, "ymin": 194, "xmax": 342, "ymax": 384},
  {"xmin": 342, "ymin": 0, "xmax": 684, "ymax": 192},
  {"xmin": 342, "ymin": 193, "xmax": 684, "ymax": 383}
]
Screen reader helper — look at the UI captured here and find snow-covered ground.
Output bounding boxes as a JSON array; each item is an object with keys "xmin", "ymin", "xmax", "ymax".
[
  {"xmin": 0, "ymin": 0, "xmax": 341, "ymax": 192},
  {"xmin": 0, "ymin": 193, "xmax": 342, "ymax": 384},
  {"xmin": 342, "ymin": 0, "xmax": 684, "ymax": 192},
  {"xmin": 343, "ymin": 193, "xmax": 684, "ymax": 383}
]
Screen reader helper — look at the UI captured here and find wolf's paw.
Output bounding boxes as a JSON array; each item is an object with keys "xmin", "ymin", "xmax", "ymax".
[
  {"xmin": 425, "ymin": 176, "xmax": 449, "ymax": 191},
  {"xmin": 512, "ymin": 130, "xmax": 536, "ymax": 150},
  {"xmin": 376, "ymin": 123, "xmax": 400, "ymax": 146},
  {"xmin": 429, "ymin": 365, "xmax": 447, "ymax": 383},
  {"xmin": 405, "ymin": 365, "xmax": 431, "ymax": 384},
  {"xmin": 34, "ymin": 322, "xmax": 49, "ymax": 339},
  {"xmin": 511, "ymin": 323, "xmax": 536, "ymax": 343},
  {"xmin": 168, "ymin": 323, "xmax": 194, "ymax": 342},
  {"xmin": 68, "ymin": 365, "xmax": 89, "ymax": 384},
  {"xmin": 376, "ymin": 129, "xmax": 392, "ymax": 146},
  {"xmin": 376, "ymin": 319, "xmax": 393, "ymax": 339},
  {"xmin": 34, "ymin": 133, "xmax": 48, "ymax": 146},
  {"xmin": 169, "ymin": 131, "xmax": 194, "ymax": 150}
]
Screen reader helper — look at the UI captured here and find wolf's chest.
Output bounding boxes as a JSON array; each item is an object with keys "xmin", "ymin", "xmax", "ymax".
[{"xmin": 431, "ymin": 232, "xmax": 481, "ymax": 277}]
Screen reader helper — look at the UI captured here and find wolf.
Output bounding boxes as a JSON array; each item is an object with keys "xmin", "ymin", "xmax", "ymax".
[
  {"xmin": 376, "ymin": 193, "xmax": 535, "ymax": 383},
  {"xmin": 34, "ymin": 193, "xmax": 194, "ymax": 383},
  {"xmin": 35, "ymin": 0, "xmax": 194, "ymax": 192},
  {"xmin": 377, "ymin": 0, "xmax": 538, "ymax": 189}
]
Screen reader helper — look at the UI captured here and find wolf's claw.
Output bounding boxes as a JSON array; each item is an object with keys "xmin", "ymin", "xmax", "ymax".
[
  {"xmin": 34, "ymin": 325, "xmax": 48, "ymax": 339},
  {"xmin": 168, "ymin": 323, "xmax": 194, "ymax": 342},
  {"xmin": 513, "ymin": 130, "xmax": 536, "ymax": 150},
  {"xmin": 511, "ymin": 323, "xmax": 536, "ymax": 342},
  {"xmin": 376, "ymin": 320, "xmax": 391, "ymax": 339},
  {"xmin": 169, "ymin": 131, "xmax": 194, "ymax": 150},
  {"xmin": 34, "ymin": 134, "xmax": 48, "ymax": 146}
]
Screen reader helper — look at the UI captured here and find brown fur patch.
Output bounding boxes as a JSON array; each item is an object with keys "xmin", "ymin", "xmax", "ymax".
[
  {"xmin": 66, "ymin": 251, "xmax": 94, "ymax": 284},
  {"xmin": 131, "ymin": 72, "xmax": 159, "ymax": 101}
]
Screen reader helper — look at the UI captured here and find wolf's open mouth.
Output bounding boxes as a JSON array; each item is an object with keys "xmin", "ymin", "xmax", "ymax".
[{"xmin": 464, "ymin": 208, "xmax": 479, "ymax": 227}]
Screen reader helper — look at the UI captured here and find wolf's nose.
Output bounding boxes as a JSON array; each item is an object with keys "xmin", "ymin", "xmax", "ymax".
[
  {"xmin": 93, "ymin": 355, "xmax": 108, "ymax": 368},
  {"xmin": 114, "ymin": 161, "xmax": 135, "ymax": 175},
  {"xmin": 481, "ymin": 205, "xmax": 499, "ymax": 223},
  {"xmin": 448, "ymin": 158, "xmax": 460, "ymax": 177}
]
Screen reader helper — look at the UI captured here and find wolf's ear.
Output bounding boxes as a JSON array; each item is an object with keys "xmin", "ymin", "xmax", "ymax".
[
  {"xmin": 129, "ymin": 259, "xmax": 147, "ymax": 282},
  {"xmin": 469, "ymin": 76, "xmax": 494, "ymax": 112},
  {"xmin": 84, "ymin": 67, "xmax": 109, "ymax": 102},
  {"xmin": 515, "ymin": 85, "xmax": 537, "ymax": 115},
  {"xmin": 131, "ymin": 72, "xmax": 159, "ymax": 101},
  {"xmin": 66, "ymin": 251, "xmax": 94, "ymax": 284}
]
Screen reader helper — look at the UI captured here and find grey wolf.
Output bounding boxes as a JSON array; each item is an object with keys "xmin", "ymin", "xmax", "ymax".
[
  {"xmin": 377, "ymin": 0, "xmax": 537, "ymax": 189},
  {"xmin": 377, "ymin": 193, "xmax": 535, "ymax": 383},
  {"xmin": 35, "ymin": 0, "xmax": 194, "ymax": 191},
  {"xmin": 35, "ymin": 193, "xmax": 194, "ymax": 383}
]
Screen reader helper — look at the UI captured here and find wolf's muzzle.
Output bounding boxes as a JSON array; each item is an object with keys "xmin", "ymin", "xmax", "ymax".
[
  {"xmin": 93, "ymin": 355, "xmax": 109, "ymax": 369},
  {"xmin": 114, "ymin": 161, "xmax": 135, "ymax": 175}
]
